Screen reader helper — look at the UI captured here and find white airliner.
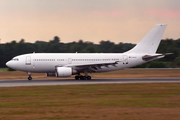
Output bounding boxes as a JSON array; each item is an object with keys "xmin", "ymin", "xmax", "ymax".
[{"xmin": 6, "ymin": 24, "xmax": 170, "ymax": 80}]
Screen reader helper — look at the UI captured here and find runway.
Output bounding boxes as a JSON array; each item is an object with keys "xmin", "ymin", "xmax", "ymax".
[{"xmin": 0, "ymin": 78, "xmax": 180, "ymax": 87}]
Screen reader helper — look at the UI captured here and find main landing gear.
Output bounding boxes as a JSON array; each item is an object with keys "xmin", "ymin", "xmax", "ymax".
[
  {"xmin": 28, "ymin": 72, "xmax": 32, "ymax": 80},
  {"xmin": 75, "ymin": 75, "xmax": 91, "ymax": 80},
  {"xmin": 75, "ymin": 71, "xmax": 92, "ymax": 80}
]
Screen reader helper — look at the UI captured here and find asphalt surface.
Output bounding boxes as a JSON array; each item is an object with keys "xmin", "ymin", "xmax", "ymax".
[{"xmin": 0, "ymin": 78, "xmax": 180, "ymax": 87}]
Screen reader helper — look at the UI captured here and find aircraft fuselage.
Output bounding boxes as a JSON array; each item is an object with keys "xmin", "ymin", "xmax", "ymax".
[{"xmin": 7, "ymin": 53, "xmax": 145, "ymax": 73}]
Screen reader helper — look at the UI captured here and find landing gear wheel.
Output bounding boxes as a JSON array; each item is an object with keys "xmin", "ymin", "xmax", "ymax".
[
  {"xmin": 28, "ymin": 76, "xmax": 32, "ymax": 81},
  {"xmin": 27, "ymin": 72, "xmax": 32, "ymax": 81},
  {"xmin": 75, "ymin": 76, "xmax": 79, "ymax": 80},
  {"xmin": 80, "ymin": 76, "xmax": 86, "ymax": 80},
  {"xmin": 86, "ymin": 76, "xmax": 91, "ymax": 80}
]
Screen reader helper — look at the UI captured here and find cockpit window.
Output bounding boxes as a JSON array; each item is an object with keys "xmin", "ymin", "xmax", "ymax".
[{"xmin": 11, "ymin": 58, "xmax": 19, "ymax": 61}]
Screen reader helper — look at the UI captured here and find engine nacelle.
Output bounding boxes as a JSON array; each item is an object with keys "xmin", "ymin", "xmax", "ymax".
[
  {"xmin": 55, "ymin": 67, "xmax": 72, "ymax": 77},
  {"xmin": 46, "ymin": 73, "xmax": 56, "ymax": 77}
]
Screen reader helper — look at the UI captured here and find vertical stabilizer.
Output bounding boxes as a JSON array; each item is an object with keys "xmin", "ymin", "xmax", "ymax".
[{"xmin": 126, "ymin": 24, "xmax": 167, "ymax": 54}]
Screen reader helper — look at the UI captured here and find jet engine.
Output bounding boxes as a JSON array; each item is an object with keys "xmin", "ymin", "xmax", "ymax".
[{"xmin": 55, "ymin": 67, "xmax": 72, "ymax": 77}]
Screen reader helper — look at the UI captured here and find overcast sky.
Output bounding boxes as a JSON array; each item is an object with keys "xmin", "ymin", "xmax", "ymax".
[{"xmin": 0, "ymin": 0, "xmax": 180, "ymax": 44}]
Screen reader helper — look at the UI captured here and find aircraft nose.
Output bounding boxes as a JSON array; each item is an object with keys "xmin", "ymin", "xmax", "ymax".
[{"xmin": 6, "ymin": 61, "xmax": 12, "ymax": 68}]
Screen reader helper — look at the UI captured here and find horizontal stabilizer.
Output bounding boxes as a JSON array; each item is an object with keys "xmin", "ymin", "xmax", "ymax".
[{"xmin": 142, "ymin": 53, "xmax": 173, "ymax": 61}]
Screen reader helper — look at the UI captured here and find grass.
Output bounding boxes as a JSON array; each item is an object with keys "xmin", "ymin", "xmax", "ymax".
[
  {"xmin": 0, "ymin": 68, "xmax": 8, "ymax": 72},
  {"xmin": 0, "ymin": 83, "xmax": 180, "ymax": 120},
  {"xmin": 0, "ymin": 69, "xmax": 180, "ymax": 119}
]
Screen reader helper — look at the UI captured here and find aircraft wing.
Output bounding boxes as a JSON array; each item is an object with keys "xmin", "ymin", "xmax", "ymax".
[{"xmin": 63, "ymin": 61, "xmax": 120, "ymax": 72}]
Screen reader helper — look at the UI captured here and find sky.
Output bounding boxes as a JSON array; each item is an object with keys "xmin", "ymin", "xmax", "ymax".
[{"xmin": 0, "ymin": 0, "xmax": 180, "ymax": 44}]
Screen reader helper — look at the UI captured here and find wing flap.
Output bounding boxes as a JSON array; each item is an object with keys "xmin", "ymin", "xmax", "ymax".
[
  {"xmin": 63, "ymin": 61, "xmax": 120, "ymax": 72},
  {"xmin": 64, "ymin": 61, "xmax": 120, "ymax": 67}
]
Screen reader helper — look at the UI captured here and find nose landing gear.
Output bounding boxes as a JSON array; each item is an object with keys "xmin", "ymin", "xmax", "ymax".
[
  {"xmin": 28, "ymin": 72, "xmax": 32, "ymax": 80},
  {"xmin": 28, "ymin": 76, "xmax": 32, "ymax": 80}
]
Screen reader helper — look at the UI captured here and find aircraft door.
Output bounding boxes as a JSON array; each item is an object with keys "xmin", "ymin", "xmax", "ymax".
[
  {"xmin": 26, "ymin": 56, "xmax": 31, "ymax": 65},
  {"xmin": 123, "ymin": 55, "xmax": 128, "ymax": 64},
  {"xmin": 68, "ymin": 58, "xmax": 72, "ymax": 64}
]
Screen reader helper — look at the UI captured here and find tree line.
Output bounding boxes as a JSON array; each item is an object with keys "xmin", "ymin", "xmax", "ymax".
[{"xmin": 0, "ymin": 36, "xmax": 180, "ymax": 68}]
